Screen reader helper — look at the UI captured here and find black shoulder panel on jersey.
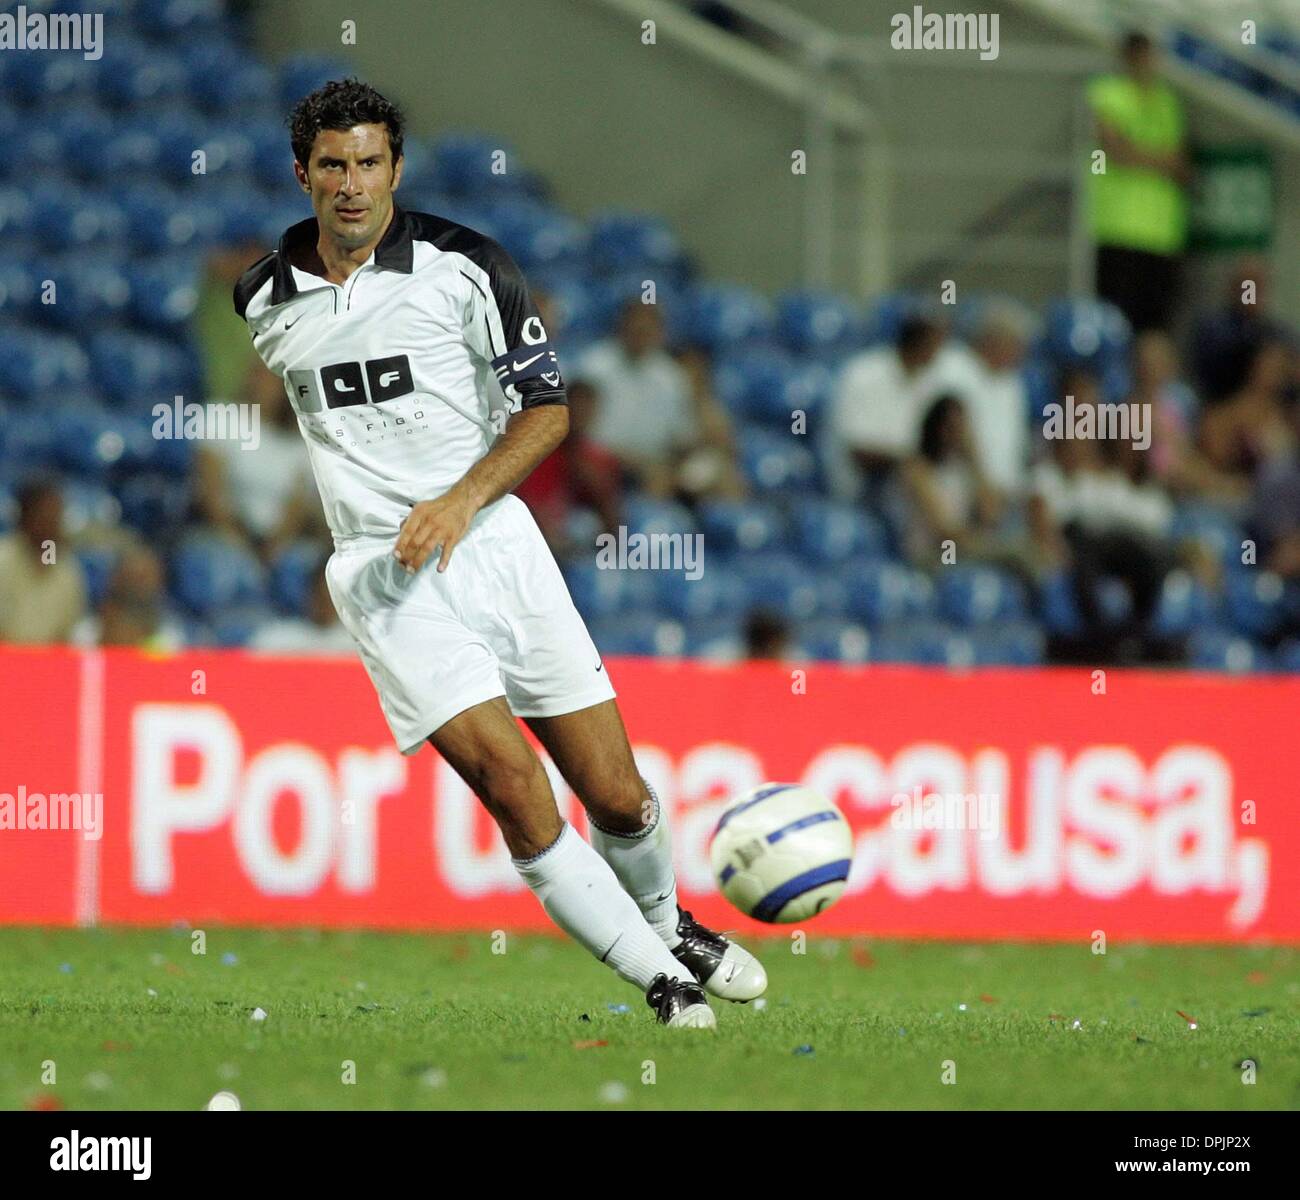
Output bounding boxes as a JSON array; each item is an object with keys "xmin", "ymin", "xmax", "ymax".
[
  {"xmin": 233, "ymin": 252, "xmax": 277, "ymax": 320},
  {"xmin": 406, "ymin": 210, "xmax": 566, "ymax": 400}
]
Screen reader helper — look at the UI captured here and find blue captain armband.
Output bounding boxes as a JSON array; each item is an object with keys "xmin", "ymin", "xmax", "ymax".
[{"xmin": 491, "ymin": 342, "xmax": 561, "ymax": 390}]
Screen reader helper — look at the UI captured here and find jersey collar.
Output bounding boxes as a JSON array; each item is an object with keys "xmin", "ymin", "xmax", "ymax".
[{"xmin": 271, "ymin": 204, "xmax": 414, "ymax": 305}]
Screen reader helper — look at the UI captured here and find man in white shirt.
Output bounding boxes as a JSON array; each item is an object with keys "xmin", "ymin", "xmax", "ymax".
[
  {"xmin": 827, "ymin": 314, "xmax": 949, "ymax": 499},
  {"xmin": 576, "ymin": 301, "xmax": 697, "ymax": 495}
]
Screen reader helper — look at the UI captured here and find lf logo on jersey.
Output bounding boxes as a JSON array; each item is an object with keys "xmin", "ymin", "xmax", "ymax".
[{"xmin": 289, "ymin": 355, "xmax": 416, "ymax": 413}]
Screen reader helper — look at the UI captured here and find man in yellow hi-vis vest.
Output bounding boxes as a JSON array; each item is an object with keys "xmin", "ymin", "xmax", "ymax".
[{"xmin": 1087, "ymin": 31, "xmax": 1191, "ymax": 333}]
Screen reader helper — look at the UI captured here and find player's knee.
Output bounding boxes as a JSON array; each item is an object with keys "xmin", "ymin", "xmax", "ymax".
[
  {"xmin": 473, "ymin": 752, "xmax": 548, "ymax": 821},
  {"xmin": 584, "ymin": 772, "xmax": 652, "ymax": 834}
]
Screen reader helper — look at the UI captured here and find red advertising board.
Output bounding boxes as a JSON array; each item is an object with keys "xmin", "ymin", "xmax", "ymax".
[{"xmin": 1, "ymin": 646, "xmax": 1296, "ymax": 941}]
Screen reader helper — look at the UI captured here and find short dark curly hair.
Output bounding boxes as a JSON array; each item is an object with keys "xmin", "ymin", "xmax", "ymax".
[{"xmin": 288, "ymin": 77, "xmax": 404, "ymax": 169}]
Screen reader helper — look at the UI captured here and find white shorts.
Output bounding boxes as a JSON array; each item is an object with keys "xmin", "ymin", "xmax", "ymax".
[{"xmin": 325, "ymin": 494, "xmax": 616, "ymax": 754}]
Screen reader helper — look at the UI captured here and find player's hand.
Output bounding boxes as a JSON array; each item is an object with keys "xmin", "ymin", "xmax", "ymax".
[{"xmin": 394, "ymin": 490, "xmax": 477, "ymax": 574}]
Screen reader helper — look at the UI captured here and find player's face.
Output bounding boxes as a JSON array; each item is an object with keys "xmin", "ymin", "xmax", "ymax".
[{"xmin": 296, "ymin": 124, "xmax": 404, "ymax": 250}]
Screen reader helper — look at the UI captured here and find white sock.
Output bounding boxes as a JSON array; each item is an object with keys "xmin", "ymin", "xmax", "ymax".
[
  {"xmin": 512, "ymin": 822, "xmax": 689, "ymax": 991},
  {"xmin": 588, "ymin": 780, "xmax": 682, "ymax": 949}
]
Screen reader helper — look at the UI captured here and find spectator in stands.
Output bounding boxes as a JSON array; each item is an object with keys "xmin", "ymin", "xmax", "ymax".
[
  {"xmin": 744, "ymin": 609, "xmax": 792, "ymax": 661},
  {"xmin": 829, "ymin": 313, "xmax": 949, "ymax": 501},
  {"xmin": 576, "ymin": 300, "xmax": 703, "ymax": 498},
  {"xmin": 194, "ymin": 361, "xmax": 322, "ymax": 559},
  {"xmin": 931, "ymin": 300, "xmax": 1035, "ymax": 502},
  {"xmin": 249, "ymin": 557, "xmax": 354, "ymax": 654},
  {"xmin": 515, "ymin": 380, "xmax": 623, "ymax": 557},
  {"xmin": 902, "ymin": 394, "xmax": 1044, "ymax": 582},
  {"xmin": 1198, "ymin": 338, "xmax": 1296, "ymax": 502},
  {"xmin": 74, "ymin": 546, "xmax": 185, "ymax": 651},
  {"xmin": 1032, "ymin": 373, "xmax": 1183, "ymax": 663},
  {"xmin": 197, "ymin": 237, "xmax": 266, "ymax": 403},
  {"xmin": 1249, "ymin": 394, "xmax": 1300, "ymax": 582},
  {"xmin": 675, "ymin": 346, "xmax": 748, "ymax": 502},
  {"xmin": 1189, "ymin": 256, "xmax": 1297, "ymax": 402},
  {"xmin": 0, "ymin": 476, "xmax": 87, "ymax": 645},
  {"xmin": 1086, "ymin": 30, "xmax": 1190, "ymax": 332}
]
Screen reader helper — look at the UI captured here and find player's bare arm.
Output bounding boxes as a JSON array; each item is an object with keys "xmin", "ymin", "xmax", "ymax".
[{"xmin": 394, "ymin": 404, "xmax": 569, "ymax": 574}]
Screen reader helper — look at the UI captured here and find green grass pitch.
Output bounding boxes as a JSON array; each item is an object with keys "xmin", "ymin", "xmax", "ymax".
[{"xmin": 0, "ymin": 928, "xmax": 1296, "ymax": 1110}]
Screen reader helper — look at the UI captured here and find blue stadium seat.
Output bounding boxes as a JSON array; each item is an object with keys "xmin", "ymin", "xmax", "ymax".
[
  {"xmin": 682, "ymin": 614, "xmax": 745, "ymax": 660},
  {"xmin": 0, "ymin": 185, "xmax": 35, "ymax": 242},
  {"xmin": 129, "ymin": 261, "xmax": 201, "ymax": 330},
  {"xmin": 1273, "ymin": 640, "xmax": 1300, "ymax": 674},
  {"xmin": 935, "ymin": 565, "xmax": 1028, "ymax": 626},
  {"xmin": 5, "ymin": 52, "xmax": 99, "ymax": 106},
  {"xmin": 88, "ymin": 329, "xmax": 199, "ymax": 406},
  {"xmin": 1039, "ymin": 297, "xmax": 1131, "ymax": 369},
  {"xmin": 211, "ymin": 602, "xmax": 280, "ymax": 649},
  {"xmin": 60, "ymin": 480, "xmax": 122, "ymax": 536},
  {"xmin": 490, "ymin": 200, "xmax": 588, "ymax": 273},
  {"xmin": 1153, "ymin": 570, "xmax": 1218, "ymax": 637},
  {"xmin": 51, "ymin": 403, "xmax": 137, "ymax": 479},
  {"xmin": 115, "ymin": 474, "xmax": 192, "ymax": 539},
  {"xmin": 561, "ymin": 560, "xmax": 658, "ymax": 619},
  {"xmin": 788, "ymin": 496, "xmax": 887, "ymax": 566},
  {"xmin": 277, "ymin": 54, "xmax": 351, "ymax": 108},
  {"xmin": 1187, "ymin": 631, "xmax": 1266, "ymax": 674},
  {"xmin": 0, "ymin": 410, "xmax": 61, "ymax": 470},
  {"xmin": 171, "ymin": 533, "xmax": 267, "ymax": 617},
  {"xmin": 184, "ymin": 44, "xmax": 276, "ymax": 114},
  {"xmin": 134, "ymin": 0, "xmax": 227, "ymax": 41},
  {"xmin": 269, "ymin": 540, "xmax": 326, "ymax": 615},
  {"xmin": 736, "ymin": 427, "xmax": 818, "ymax": 493},
  {"xmin": 775, "ymin": 290, "xmax": 863, "ymax": 355},
  {"xmin": 694, "ymin": 498, "xmax": 787, "ymax": 557},
  {"xmin": 968, "ymin": 622, "xmax": 1045, "ymax": 666},
  {"xmin": 588, "ymin": 211, "xmax": 683, "ymax": 274},
  {"xmin": 0, "ymin": 263, "xmax": 39, "ymax": 320},
  {"xmin": 31, "ymin": 258, "xmax": 133, "ymax": 329},
  {"xmin": 734, "ymin": 554, "xmax": 846, "ymax": 621},
  {"xmin": 1039, "ymin": 568, "xmax": 1083, "ymax": 635},
  {"xmin": 103, "ymin": 123, "xmax": 164, "ymax": 176},
  {"xmin": 433, "ymin": 132, "xmax": 521, "ymax": 196},
  {"xmin": 97, "ymin": 40, "xmax": 190, "ymax": 109},
  {"xmin": 121, "ymin": 186, "xmax": 223, "ymax": 254},
  {"xmin": 861, "ymin": 291, "xmax": 931, "ymax": 344},
  {"xmin": 75, "ymin": 545, "xmax": 120, "ymax": 608},
  {"xmin": 655, "ymin": 565, "xmax": 749, "ymax": 621},
  {"xmin": 1224, "ymin": 569, "xmax": 1287, "ymax": 639},
  {"xmin": 1170, "ymin": 504, "xmax": 1246, "ymax": 570},
  {"xmin": 621, "ymin": 495, "xmax": 697, "ymax": 539},
  {"xmin": 793, "ymin": 617, "xmax": 870, "ymax": 664},
  {"xmin": 0, "ymin": 327, "xmax": 90, "ymax": 401},
  {"xmin": 677, "ymin": 283, "xmax": 772, "ymax": 352},
  {"xmin": 30, "ymin": 184, "xmax": 127, "ymax": 251},
  {"xmin": 869, "ymin": 619, "xmax": 960, "ymax": 666},
  {"xmin": 843, "ymin": 561, "xmax": 933, "ymax": 625},
  {"xmin": 587, "ymin": 612, "xmax": 686, "ymax": 657}
]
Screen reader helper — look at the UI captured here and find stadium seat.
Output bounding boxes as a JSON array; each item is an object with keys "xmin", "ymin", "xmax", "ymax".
[
  {"xmin": 587, "ymin": 612, "xmax": 686, "ymax": 657},
  {"xmin": 792, "ymin": 618, "xmax": 870, "ymax": 664},
  {"xmin": 97, "ymin": 40, "xmax": 190, "ymax": 109},
  {"xmin": 621, "ymin": 495, "xmax": 697, "ymax": 539},
  {"xmin": 655, "ymin": 566, "xmax": 749, "ymax": 622},
  {"xmin": 869, "ymin": 619, "xmax": 960, "ymax": 666},
  {"xmin": 75, "ymin": 544, "xmax": 120, "ymax": 608},
  {"xmin": 1153, "ymin": 570, "xmax": 1218, "ymax": 637},
  {"xmin": 1224, "ymin": 569, "xmax": 1287, "ymax": 639},
  {"xmin": 734, "ymin": 554, "xmax": 846, "ymax": 621},
  {"xmin": 269, "ymin": 541, "xmax": 327, "ymax": 615},
  {"xmin": 775, "ymin": 290, "xmax": 863, "ymax": 356},
  {"xmin": 968, "ymin": 622, "xmax": 1045, "ymax": 666},
  {"xmin": 115, "ymin": 474, "xmax": 192, "ymax": 539},
  {"xmin": 60, "ymin": 480, "xmax": 123, "ymax": 536},
  {"xmin": 682, "ymin": 615, "xmax": 746, "ymax": 660},
  {"xmin": 433, "ymin": 132, "xmax": 522, "ymax": 196},
  {"xmin": 561, "ymin": 561, "xmax": 658, "ymax": 620},
  {"xmin": 1187, "ymin": 630, "xmax": 1266, "ymax": 674},
  {"xmin": 935, "ymin": 565, "xmax": 1028, "ymax": 626},
  {"xmin": 170, "ymin": 534, "xmax": 267, "ymax": 617},
  {"xmin": 128, "ymin": 260, "xmax": 202, "ymax": 330},
  {"xmin": 210, "ymin": 602, "xmax": 280, "ymax": 649},
  {"xmin": 277, "ymin": 53, "xmax": 352, "ymax": 108},
  {"xmin": 677, "ymin": 283, "xmax": 772, "ymax": 353},
  {"xmin": 843, "ymin": 561, "xmax": 933, "ymax": 625},
  {"xmin": 694, "ymin": 499, "xmax": 787, "ymax": 557},
  {"xmin": 0, "ymin": 327, "xmax": 90, "ymax": 401},
  {"xmin": 588, "ymin": 211, "xmax": 684, "ymax": 274},
  {"xmin": 788, "ymin": 496, "xmax": 887, "ymax": 566},
  {"xmin": 1039, "ymin": 297, "xmax": 1131, "ymax": 369},
  {"xmin": 736, "ymin": 428, "xmax": 817, "ymax": 493},
  {"xmin": 88, "ymin": 329, "xmax": 199, "ymax": 406}
]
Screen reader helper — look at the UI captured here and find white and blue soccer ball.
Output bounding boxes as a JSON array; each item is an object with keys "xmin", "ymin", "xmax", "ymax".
[{"xmin": 709, "ymin": 783, "xmax": 853, "ymax": 923}]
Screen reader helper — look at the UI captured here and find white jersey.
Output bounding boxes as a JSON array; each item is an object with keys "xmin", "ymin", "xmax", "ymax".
[{"xmin": 234, "ymin": 205, "xmax": 565, "ymax": 544}]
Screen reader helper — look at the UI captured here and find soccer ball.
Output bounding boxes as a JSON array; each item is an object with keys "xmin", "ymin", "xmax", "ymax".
[{"xmin": 709, "ymin": 783, "xmax": 853, "ymax": 923}]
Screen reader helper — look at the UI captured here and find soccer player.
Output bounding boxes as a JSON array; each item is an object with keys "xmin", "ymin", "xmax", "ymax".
[{"xmin": 234, "ymin": 80, "xmax": 766, "ymax": 1027}]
